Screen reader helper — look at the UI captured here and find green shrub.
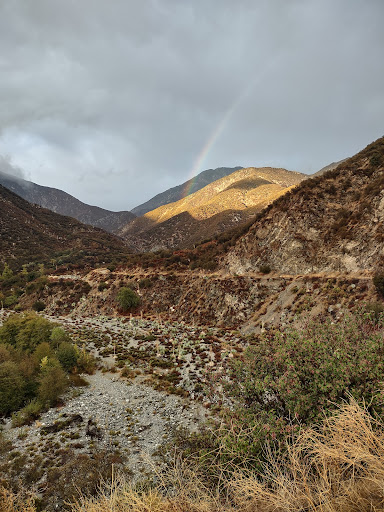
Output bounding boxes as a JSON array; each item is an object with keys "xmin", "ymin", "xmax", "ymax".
[
  {"xmin": 32, "ymin": 300, "xmax": 46, "ymax": 312},
  {"xmin": 4, "ymin": 295, "xmax": 18, "ymax": 308},
  {"xmin": 57, "ymin": 342, "xmax": 78, "ymax": 371},
  {"xmin": 228, "ymin": 310, "xmax": 384, "ymax": 428},
  {"xmin": 138, "ymin": 278, "xmax": 153, "ymax": 288},
  {"xmin": 259, "ymin": 264, "xmax": 271, "ymax": 274},
  {"xmin": 98, "ymin": 281, "xmax": 109, "ymax": 291},
  {"xmin": 0, "ymin": 361, "xmax": 25, "ymax": 415},
  {"xmin": 38, "ymin": 362, "xmax": 68, "ymax": 407},
  {"xmin": 116, "ymin": 287, "xmax": 141, "ymax": 311},
  {"xmin": 76, "ymin": 345, "xmax": 96, "ymax": 374},
  {"xmin": 11, "ymin": 399, "xmax": 43, "ymax": 427}
]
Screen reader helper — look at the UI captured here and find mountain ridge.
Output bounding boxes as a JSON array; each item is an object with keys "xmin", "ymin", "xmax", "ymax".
[
  {"xmin": 0, "ymin": 184, "xmax": 127, "ymax": 268},
  {"xmin": 0, "ymin": 171, "xmax": 135, "ymax": 233},
  {"xmin": 120, "ymin": 166, "xmax": 305, "ymax": 251},
  {"xmin": 131, "ymin": 166, "xmax": 244, "ymax": 217},
  {"xmin": 223, "ymin": 137, "xmax": 384, "ymax": 275}
]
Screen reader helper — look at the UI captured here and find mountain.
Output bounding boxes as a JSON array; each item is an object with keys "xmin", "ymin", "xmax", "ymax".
[
  {"xmin": 0, "ymin": 171, "xmax": 135, "ymax": 233},
  {"xmin": 120, "ymin": 167, "xmax": 306, "ymax": 252},
  {"xmin": 224, "ymin": 137, "xmax": 384, "ymax": 275},
  {"xmin": 0, "ymin": 184, "xmax": 127, "ymax": 268},
  {"xmin": 131, "ymin": 166, "xmax": 243, "ymax": 217},
  {"xmin": 312, "ymin": 158, "xmax": 348, "ymax": 177}
]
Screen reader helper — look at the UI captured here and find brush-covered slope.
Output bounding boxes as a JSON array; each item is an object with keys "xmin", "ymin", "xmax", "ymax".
[
  {"xmin": 120, "ymin": 167, "xmax": 305, "ymax": 252},
  {"xmin": 0, "ymin": 184, "xmax": 127, "ymax": 267},
  {"xmin": 131, "ymin": 166, "xmax": 243, "ymax": 216},
  {"xmin": 224, "ymin": 137, "xmax": 384, "ymax": 275},
  {"xmin": 0, "ymin": 171, "xmax": 135, "ymax": 233}
]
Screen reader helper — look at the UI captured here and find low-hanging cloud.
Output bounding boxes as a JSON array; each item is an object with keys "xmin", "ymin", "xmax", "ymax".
[{"xmin": 0, "ymin": 0, "xmax": 383, "ymax": 210}]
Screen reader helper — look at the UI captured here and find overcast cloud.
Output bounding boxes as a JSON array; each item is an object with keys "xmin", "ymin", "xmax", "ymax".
[{"xmin": 0, "ymin": 0, "xmax": 383, "ymax": 211}]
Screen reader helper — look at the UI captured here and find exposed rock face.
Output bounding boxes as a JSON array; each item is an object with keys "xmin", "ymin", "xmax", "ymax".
[
  {"xmin": 0, "ymin": 171, "xmax": 135, "ymax": 233},
  {"xmin": 223, "ymin": 137, "xmax": 384, "ymax": 275},
  {"xmin": 131, "ymin": 166, "xmax": 244, "ymax": 216},
  {"xmin": 120, "ymin": 167, "xmax": 306, "ymax": 251}
]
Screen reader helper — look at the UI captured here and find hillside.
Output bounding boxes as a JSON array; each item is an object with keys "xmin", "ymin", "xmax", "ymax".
[
  {"xmin": 0, "ymin": 184, "xmax": 128, "ymax": 268},
  {"xmin": 0, "ymin": 171, "xmax": 135, "ymax": 233},
  {"xmin": 120, "ymin": 167, "xmax": 305, "ymax": 251},
  {"xmin": 131, "ymin": 166, "xmax": 243, "ymax": 216},
  {"xmin": 224, "ymin": 137, "xmax": 384, "ymax": 275}
]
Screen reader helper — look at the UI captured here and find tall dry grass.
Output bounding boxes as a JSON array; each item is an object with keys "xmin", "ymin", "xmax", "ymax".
[
  {"xmin": 232, "ymin": 399, "xmax": 384, "ymax": 511},
  {"xmin": 3, "ymin": 400, "xmax": 384, "ymax": 512}
]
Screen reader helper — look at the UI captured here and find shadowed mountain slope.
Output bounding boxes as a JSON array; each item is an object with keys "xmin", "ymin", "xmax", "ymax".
[
  {"xmin": 0, "ymin": 184, "xmax": 127, "ymax": 268},
  {"xmin": 131, "ymin": 166, "xmax": 243, "ymax": 217},
  {"xmin": 0, "ymin": 171, "xmax": 135, "ymax": 233},
  {"xmin": 120, "ymin": 167, "xmax": 305, "ymax": 251},
  {"xmin": 224, "ymin": 137, "xmax": 384, "ymax": 275}
]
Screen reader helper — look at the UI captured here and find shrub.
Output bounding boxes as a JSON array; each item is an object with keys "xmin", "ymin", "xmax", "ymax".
[
  {"xmin": 116, "ymin": 287, "xmax": 141, "ymax": 311},
  {"xmin": 228, "ymin": 310, "xmax": 384, "ymax": 429},
  {"xmin": 37, "ymin": 363, "xmax": 68, "ymax": 407},
  {"xmin": 259, "ymin": 264, "xmax": 271, "ymax": 274},
  {"xmin": 11, "ymin": 399, "xmax": 43, "ymax": 427},
  {"xmin": 373, "ymin": 271, "xmax": 384, "ymax": 297},
  {"xmin": 4, "ymin": 295, "xmax": 18, "ymax": 308},
  {"xmin": 98, "ymin": 281, "xmax": 109, "ymax": 291},
  {"xmin": 57, "ymin": 342, "xmax": 78, "ymax": 372},
  {"xmin": 32, "ymin": 300, "xmax": 46, "ymax": 312},
  {"xmin": 138, "ymin": 278, "xmax": 153, "ymax": 288},
  {"xmin": 76, "ymin": 345, "xmax": 96, "ymax": 374}
]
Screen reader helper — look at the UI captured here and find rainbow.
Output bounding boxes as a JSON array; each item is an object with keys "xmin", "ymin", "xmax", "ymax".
[{"xmin": 182, "ymin": 54, "xmax": 283, "ymax": 199}]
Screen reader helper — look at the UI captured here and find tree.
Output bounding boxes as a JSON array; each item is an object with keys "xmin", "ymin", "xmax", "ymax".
[
  {"xmin": 116, "ymin": 287, "xmax": 140, "ymax": 311},
  {"xmin": 0, "ymin": 361, "xmax": 25, "ymax": 415},
  {"xmin": 1, "ymin": 263, "xmax": 13, "ymax": 280}
]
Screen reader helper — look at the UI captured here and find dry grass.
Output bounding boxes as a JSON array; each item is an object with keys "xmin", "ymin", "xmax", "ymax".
[
  {"xmin": 0, "ymin": 488, "xmax": 35, "ymax": 512},
  {"xmin": 232, "ymin": 399, "xmax": 384, "ymax": 512},
  {"xmin": 3, "ymin": 400, "xmax": 384, "ymax": 512}
]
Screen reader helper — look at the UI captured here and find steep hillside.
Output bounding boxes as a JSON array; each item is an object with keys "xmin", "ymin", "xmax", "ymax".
[
  {"xmin": 224, "ymin": 137, "xmax": 384, "ymax": 275},
  {"xmin": 0, "ymin": 171, "xmax": 135, "ymax": 233},
  {"xmin": 0, "ymin": 184, "xmax": 128, "ymax": 268},
  {"xmin": 131, "ymin": 166, "xmax": 243, "ymax": 216},
  {"xmin": 120, "ymin": 167, "xmax": 305, "ymax": 251}
]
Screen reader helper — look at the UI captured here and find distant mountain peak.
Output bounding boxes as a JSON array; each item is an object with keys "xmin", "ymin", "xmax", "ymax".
[{"xmin": 131, "ymin": 166, "xmax": 243, "ymax": 217}]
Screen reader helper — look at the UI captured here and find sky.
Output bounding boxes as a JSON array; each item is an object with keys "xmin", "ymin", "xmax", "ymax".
[{"xmin": 0, "ymin": 0, "xmax": 383, "ymax": 211}]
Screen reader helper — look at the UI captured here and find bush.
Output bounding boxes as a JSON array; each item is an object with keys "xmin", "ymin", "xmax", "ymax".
[
  {"xmin": 98, "ymin": 281, "xmax": 109, "ymax": 291},
  {"xmin": 228, "ymin": 310, "xmax": 384, "ymax": 429},
  {"xmin": 259, "ymin": 264, "xmax": 271, "ymax": 274},
  {"xmin": 116, "ymin": 287, "xmax": 141, "ymax": 311},
  {"xmin": 57, "ymin": 342, "xmax": 78, "ymax": 372},
  {"xmin": 373, "ymin": 271, "xmax": 384, "ymax": 297},
  {"xmin": 11, "ymin": 399, "xmax": 43, "ymax": 427},
  {"xmin": 32, "ymin": 300, "xmax": 46, "ymax": 312},
  {"xmin": 38, "ymin": 363, "xmax": 68, "ymax": 407}
]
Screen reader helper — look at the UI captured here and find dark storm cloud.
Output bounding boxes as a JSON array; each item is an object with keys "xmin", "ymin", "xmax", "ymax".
[{"xmin": 0, "ymin": 0, "xmax": 383, "ymax": 210}]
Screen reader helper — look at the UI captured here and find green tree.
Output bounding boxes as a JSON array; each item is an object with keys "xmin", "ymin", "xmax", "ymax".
[
  {"xmin": 116, "ymin": 287, "xmax": 141, "ymax": 311},
  {"xmin": 0, "ymin": 361, "xmax": 25, "ymax": 415},
  {"xmin": 38, "ymin": 361, "xmax": 68, "ymax": 406},
  {"xmin": 1, "ymin": 263, "xmax": 13, "ymax": 280},
  {"xmin": 0, "ymin": 313, "xmax": 54, "ymax": 352}
]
